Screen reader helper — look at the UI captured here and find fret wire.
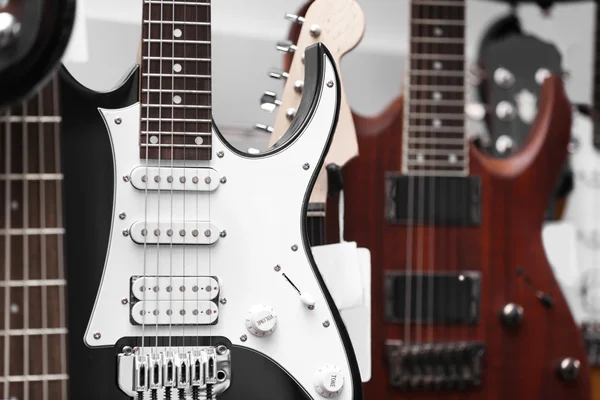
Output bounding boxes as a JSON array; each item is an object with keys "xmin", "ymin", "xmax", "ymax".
[
  {"xmin": 0, "ymin": 279, "xmax": 67, "ymax": 288},
  {"xmin": 406, "ymin": 149, "xmax": 466, "ymax": 156},
  {"xmin": 0, "ymin": 328, "xmax": 67, "ymax": 335},
  {"xmin": 0, "ymin": 173, "xmax": 64, "ymax": 181},
  {"xmin": 141, "ymin": 118, "xmax": 211, "ymax": 122},
  {"xmin": 143, "ymin": 57, "xmax": 210, "ymax": 62},
  {"xmin": 409, "ymin": 113, "xmax": 465, "ymax": 119},
  {"xmin": 143, "ymin": 20, "xmax": 210, "ymax": 26},
  {"xmin": 144, "ymin": 74, "xmax": 211, "ymax": 78},
  {"xmin": 407, "ymin": 138, "xmax": 465, "ymax": 144},
  {"xmin": 410, "ymin": 100, "xmax": 463, "ymax": 106},
  {"xmin": 0, "ymin": 228, "xmax": 65, "ymax": 235},
  {"xmin": 142, "ymin": 39, "xmax": 210, "ymax": 44},
  {"xmin": 141, "ymin": 131, "xmax": 211, "ymax": 136},
  {"xmin": 412, "ymin": 18, "xmax": 464, "ymax": 25},
  {"xmin": 0, "ymin": 116, "xmax": 62, "ymax": 123},
  {"xmin": 142, "ymin": 144, "xmax": 211, "ymax": 148},
  {"xmin": 142, "ymin": 104, "xmax": 211, "ymax": 109},
  {"xmin": 142, "ymin": 89, "xmax": 210, "ymax": 93},
  {"xmin": 0, "ymin": 374, "xmax": 69, "ymax": 383},
  {"xmin": 406, "ymin": 160, "xmax": 468, "ymax": 166}
]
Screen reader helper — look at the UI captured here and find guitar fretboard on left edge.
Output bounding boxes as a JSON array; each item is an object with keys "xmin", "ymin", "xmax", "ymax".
[{"xmin": 140, "ymin": 0, "xmax": 213, "ymax": 161}]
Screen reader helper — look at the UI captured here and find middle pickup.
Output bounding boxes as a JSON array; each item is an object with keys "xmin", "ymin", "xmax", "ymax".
[
  {"xmin": 129, "ymin": 221, "xmax": 221, "ymax": 245},
  {"xmin": 131, "ymin": 276, "xmax": 220, "ymax": 301}
]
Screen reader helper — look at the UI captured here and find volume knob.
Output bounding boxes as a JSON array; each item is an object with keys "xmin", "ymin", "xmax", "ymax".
[
  {"xmin": 245, "ymin": 304, "xmax": 277, "ymax": 337},
  {"xmin": 313, "ymin": 365, "xmax": 344, "ymax": 397}
]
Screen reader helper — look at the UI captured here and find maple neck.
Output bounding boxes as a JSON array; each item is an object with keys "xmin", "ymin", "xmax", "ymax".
[
  {"xmin": 140, "ymin": 0, "xmax": 213, "ymax": 161},
  {"xmin": 594, "ymin": 4, "xmax": 600, "ymax": 149},
  {"xmin": 403, "ymin": 0, "xmax": 467, "ymax": 176},
  {"xmin": 0, "ymin": 75, "xmax": 68, "ymax": 397}
]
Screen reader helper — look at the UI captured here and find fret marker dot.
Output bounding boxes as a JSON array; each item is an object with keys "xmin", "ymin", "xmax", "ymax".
[
  {"xmin": 150, "ymin": 135, "xmax": 159, "ymax": 144},
  {"xmin": 173, "ymin": 95, "xmax": 182, "ymax": 104},
  {"xmin": 195, "ymin": 136, "xmax": 204, "ymax": 145},
  {"xmin": 433, "ymin": 91, "xmax": 442, "ymax": 100},
  {"xmin": 433, "ymin": 61, "xmax": 443, "ymax": 70},
  {"xmin": 173, "ymin": 63, "xmax": 182, "ymax": 73},
  {"xmin": 449, "ymin": 154, "xmax": 458, "ymax": 164},
  {"xmin": 174, "ymin": 28, "xmax": 182, "ymax": 38},
  {"xmin": 417, "ymin": 154, "xmax": 425, "ymax": 164},
  {"xmin": 433, "ymin": 119, "xmax": 442, "ymax": 127},
  {"xmin": 10, "ymin": 200, "xmax": 19, "ymax": 210},
  {"xmin": 10, "ymin": 303, "xmax": 19, "ymax": 314},
  {"xmin": 434, "ymin": 27, "xmax": 443, "ymax": 36}
]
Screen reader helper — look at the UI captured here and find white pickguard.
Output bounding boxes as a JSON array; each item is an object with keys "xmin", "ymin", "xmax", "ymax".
[
  {"xmin": 85, "ymin": 55, "xmax": 357, "ymax": 399},
  {"xmin": 559, "ymin": 110, "xmax": 600, "ymax": 324}
]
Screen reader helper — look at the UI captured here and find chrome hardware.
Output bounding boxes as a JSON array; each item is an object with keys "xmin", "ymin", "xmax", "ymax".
[
  {"xmin": 309, "ymin": 24, "xmax": 322, "ymax": 38},
  {"xmin": 535, "ymin": 68, "xmax": 551, "ymax": 85},
  {"xmin": 163, "ymin": 351, "xmax": 176, "ymax": 388},
  {"xmin": 285, "ymin": 13, "xmax": 305, "ymax": 24},
  {"xmin": 254, "ymin": 124, "xmax": 274, "ymax": 134},
  {"xmin": 323, "ymin": 320, "xmax": 330, "ymax": 328},
  {"xmin": 0, "ymin": 12, "xmax": 20, "ymax": 48},
  {"xmin": 129, "ymin": 167, "xmax": 220, "ymax": 192},
  {"xmin": 93, "ymin": 332, "xmax": 101, "ymax": 340},
  {"xmin": 149, "ymin": 353, "xmax": 164, "ymax": 390},
  {"xmin": 276, "ymin": 40, "xmax": 297, "ymax": 54},
  {"xmin": 496, "ymin": 101, "xmax": 515, "ymax": 120},
  {"xmin": 327, "ymin": 80, "xmax": 334, "ymax": 88},
  {"xmin": 269, "ymin": 69, "xmax": 289, "ymax": 80},
  {"xmin": 500, "ymin": 303, "xmax": 524, "ymax": 327},
  {"xmin": 557, "ymin": 357, "xmax": 581, "ymax": 381},
  {"xmin": 129, "ymin": 221, "xmax": 220, "ymax": 245},
  {"xmin": 260, "ymin": 91, "xmax": 281, "ymax": 112},
  {"xmin": 493, "ymin": 67, "xmax": 515, "ymax": 88},
  {"xmin": 291, "ymin": 244, "xmax": 299, "ymax": 251},
  {"xmin": 286, "ymin": 108, "xmax": 297, "ymax": 121},
  {"xmin": 176, "ymin": 352, "xmax": 191, "ymax": 389},
  {"xmin": 135, "ymin": 354, "xmax": 149, "ymax": 392},
  {"xmin": 495, "ymin": 135, "xmax": 514, "ymax": 155},
  {"xmin": 294, "ymin": 80, "xmax": 304, "ymax": 93}
]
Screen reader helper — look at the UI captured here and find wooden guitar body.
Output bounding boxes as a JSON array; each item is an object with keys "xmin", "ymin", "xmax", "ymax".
[{"xmin": 341, "ymin": 77, "xmax": 590, "ymax": 399}]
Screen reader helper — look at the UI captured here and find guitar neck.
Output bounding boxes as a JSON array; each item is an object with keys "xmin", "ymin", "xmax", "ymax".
[
  {"xmin": 140, "ymin": 0, "xmax": 213, "ymax": 161},
  {"xmin": 0, "ymin": 75, "xmax": 68, "ymax": 397},
  {"xmin": 404, "ymin": 0, "xmax": 467, "ymax": 176}
]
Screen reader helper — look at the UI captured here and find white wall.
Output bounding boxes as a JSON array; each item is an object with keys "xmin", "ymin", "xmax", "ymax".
[{"xmin": 64, "ymin": 0, "xmax": 596, "ymax": 145}]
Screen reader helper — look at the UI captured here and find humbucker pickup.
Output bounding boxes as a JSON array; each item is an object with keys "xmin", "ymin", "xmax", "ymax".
[
  {"xmin": 129, "ymin": 221, "xmax": 221, "ymax": 245},
  {"xmin": 385, "ymin": 174, "xmax": 481, "ymax": 226},
  {"xmin": 129, "ymin": 166, "xmax": 220, "ymax": 192},
  {"xmin": 385, "ymin": 340, "xmax": 485, "ymax": 390}
]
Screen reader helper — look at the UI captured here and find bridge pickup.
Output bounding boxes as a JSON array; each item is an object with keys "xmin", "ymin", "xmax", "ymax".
[
  {"xmin": 129, "ymin": 221, "xmax": 221, "ymax": 245},
  {"xmin": 131, "ymin": 276, "xmax": 220, "ymax": 301},
  {"xmin": 384, "ymin": 272, "xmax": 481, "ymax": 324},
  {"xmin": 131, "ymin": 301, "xmax": 219, "ymax": 325},
  {"xmin": 129, "ymin": 166, "xmax": 220, "ymax": 192},
  {"xmin": 385, "ymin": 174, "xmax": 481, "ymax": 226},
  {"xmin": 385, "ymin": 340, "xmax": 485, "ymax": 390}
]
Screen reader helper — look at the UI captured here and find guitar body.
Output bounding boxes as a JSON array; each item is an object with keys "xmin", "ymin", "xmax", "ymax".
[
  {"xmin": 342, "ymin": 77, "xmax": 590, "ymax": 399},
  {"xmin": 0, "ymin": 0, "xmax": 75, "ymax": 109},
  {"xmin": 61, "ymin": 44, "xmax": 362, "ymax": 400}
]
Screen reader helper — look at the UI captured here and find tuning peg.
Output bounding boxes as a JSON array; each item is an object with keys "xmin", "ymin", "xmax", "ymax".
[
  {"xmin": 260, "ymin": 91, "xmax": 281, "ymax": 113},
  {"xmin": 285, "ymin": 13, "xmax": 305, "ymax": 24},
  {"xmin": 254, "ymin": 124, "xmax": 274, "ymax": 134},
  {"xmin": 276, "ymin": 40, "xmax": 297, "ymax": 54},
  {"xmin": 269, "ymin": 69, "xmax": 289, "ymax": 80},
  {"xmin": 285, "ymin": 108, "xmax": 297, "ymax": 121},
  {"xmin": 293, "ymin": 80, "xmax": 304, "ymax": 93}
]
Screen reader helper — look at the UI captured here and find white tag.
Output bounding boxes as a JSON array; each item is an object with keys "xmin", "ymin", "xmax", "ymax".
[
  {"xmin": 311, "ymin": 242, "xmax": 364, "ymax": 311},
  {"xmin": 62, "ymin": 0, "xmax": 89, "ymax": 63}
]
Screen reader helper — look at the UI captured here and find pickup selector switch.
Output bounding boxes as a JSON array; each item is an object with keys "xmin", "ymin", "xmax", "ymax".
[
  {"xmin": 313, "ymin": 365, "xmax": 344, "ymax": 397},
  {"xmin": 245, "ymin": 304, "xmax": 278, "ymax": 337}
]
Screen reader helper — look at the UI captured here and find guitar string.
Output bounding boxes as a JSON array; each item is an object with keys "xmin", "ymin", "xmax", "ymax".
[
  {"xmin": 21, "ymin": 93, "xmax": 29, "ymax": 400},
  {"xmin": 38, "ymin": 80, "xmax": 49, "ymax": 400},
  {"xmin": 51, "ymin": 75, "xmax": 68, "ymax": 400},
  {"xmin": 168, "ymin": 0, "xmax": 176, "ymax": 373},
  {"xmin": 2, "ymin": 105, "xmax": 11, "ymax": 400}
]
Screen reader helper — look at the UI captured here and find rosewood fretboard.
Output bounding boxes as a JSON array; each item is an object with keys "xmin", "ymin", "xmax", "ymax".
[
  {"xmin": 404, "ymin": 0, "xmax": 467, "ymax": 176},
  {"xmin": 0, "ymin": 75, "xmax": 68, "ymax": 399},
  {"xmin": 140, "ymin": 0, "xmax": 212, "ymax": 161}
]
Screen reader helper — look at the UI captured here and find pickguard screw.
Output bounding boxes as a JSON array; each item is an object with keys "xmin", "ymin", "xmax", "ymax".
[
  {"xmin": 308, "ymin": 305, "xmax": 315, "ymax": 310},
  {"xmin": 216, "ymin": 345, "xmax": 228, "ymax": 355},
  {"xmin": 220, "ymin": 176, "xmax": 227, "ymax": 184},
  {"xmin": 122, "ymin": 230, "xmax": 130, "ymax": 237},
  {"xmin": 302, "ymin": 163, "xmax": 310, "ymax": 170},
  {"xmin": 240, "ymin": 334, "xmax": 247, "ymax": 342},
  {"xmin": 220, "ymin": 230, "xmax": 227, "ymax": 238},
  {"xmin": 119, "ymin": 212, "xmax": 126, "ymax": 220},
  {"xmin": 204, "ymin": 229, "xmax": 211, "ymax": 237},
  {"xmin": 93, "ymin": 332, "xmax": 102, "ymax": 340},
  {"xmin": 274, "ymin": 265, "xmax": 281, "ymax": 272},
  {"xmin": 217, "ymin": 151, "xmax": 224, "ymax": 158},
  {"xmin": 291, "ymin": 244, "xmax": 298, "ymax": 252},
  {"xmin": 115, "ymin": 118, "xmax": 122, "ymax": 124},
  {"xmin": 220, "ymin": 298, "xmax": 227, "ymax": 305},
  {"xmin": 122, "ymin": 346, "xmax": 133, "ymax": 355},
  {"xmin": 121, "ymin": 298, "xmax": 129, "ymax": 305},
  {"xmin": 205, "ymin": 176, "xmax": 212, "ymax": 184},
  {"xmin": 122, "ymin": 175, "xmax": 130, "ymax": 182},
  {"xmin": 327, "ymin": 80, "xmax": 334, "ymax": 88},
  {"xmin": 323, "ymin": 320, "xmax": 330, "ymax": 328}
]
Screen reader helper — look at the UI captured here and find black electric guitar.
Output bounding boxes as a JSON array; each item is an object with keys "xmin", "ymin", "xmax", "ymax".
[{"xmin": 0, "ymin": 0, "xmax": 75, "ymax": 398}]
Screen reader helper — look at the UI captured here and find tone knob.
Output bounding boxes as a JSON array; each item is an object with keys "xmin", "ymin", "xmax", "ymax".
[
  {"xmin": 245, "ymin": 304, "xmax": 277, "ymax": 337},
  {"xmin": 500, "ymin": 303, "xmax": 524, "ymax": 327},
  {"xmin": 313, "ymin": 365, "xmax": 344, "ymax": 397},
  {"xmin": 557, "ymin": 357, "xmax": 581, "ymax": 381},
  {"xmin": 0, "ymin": 12, "xmax": 20, "ymax": 48}
]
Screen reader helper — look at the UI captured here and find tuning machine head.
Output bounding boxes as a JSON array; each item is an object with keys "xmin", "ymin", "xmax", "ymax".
[
  {"xmin": 276, "ymin": 40, "xmax": 297, "ymax": 54},
  {"xmin": 269, "ymin": 69, "xmax": 289, "ymax": 80},
  {"xmin": 494, "ymin": 67, "xmax": 515, "ymax": 89},
  {"xmin": 254, "ymin": 124, "xmax": 274, "ymax": 134}
]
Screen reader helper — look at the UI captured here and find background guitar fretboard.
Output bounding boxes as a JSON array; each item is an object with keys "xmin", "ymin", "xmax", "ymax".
[
  {"xmin": 140, "ymin": 0, "xmax": 213, "ymax": 161},
  {"xmin": 404, "ymin": 0, "xmax": 467, "ymax": 176},
  {"xmin": 0, "ymin": 75, "xmax": 68, "ymax": 399}
]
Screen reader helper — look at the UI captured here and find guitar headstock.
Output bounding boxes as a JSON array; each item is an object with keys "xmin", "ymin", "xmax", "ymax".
[{"xmin": 258, "ymin": 0, "xmax": 364, "ymax": 170}]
